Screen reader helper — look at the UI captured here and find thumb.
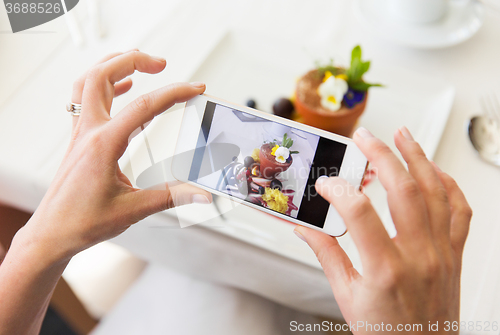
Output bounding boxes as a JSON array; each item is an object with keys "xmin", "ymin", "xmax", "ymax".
[
  {"xmin": 129, "ymin": 182, "xmax": 212, "ymax": 219},
  {"xmin": 294, "ymin": 226, "xmax": 357, "ymax": 289},
  {"xmin": 168, "ymin": 182, "xmax": 213, "ymax": 208}
]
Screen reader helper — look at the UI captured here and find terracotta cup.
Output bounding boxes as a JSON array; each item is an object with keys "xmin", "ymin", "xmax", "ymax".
[
  {"xmin": 259, "ymin": 143, "xmax": 292, "ymax": 179},
  {"xmin": 295, "ymin": 70, "xmax": 368, "ymax": 137}
]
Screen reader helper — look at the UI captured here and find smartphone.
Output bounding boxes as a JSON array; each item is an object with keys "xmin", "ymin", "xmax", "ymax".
[{"xmin": 172, "ymin": 94, "xmax": 368, "ymax": 236}]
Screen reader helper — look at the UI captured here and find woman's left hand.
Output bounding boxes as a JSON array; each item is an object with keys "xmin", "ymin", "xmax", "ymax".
[{"xmin": 20, "ymin": 51, "xmax": 212, "ymax": 264}]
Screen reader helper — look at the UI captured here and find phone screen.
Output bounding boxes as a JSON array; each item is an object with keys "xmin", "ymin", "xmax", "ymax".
[{"xmin": 188, "ymin": 101, "xmax": 347, "ymax": 228}]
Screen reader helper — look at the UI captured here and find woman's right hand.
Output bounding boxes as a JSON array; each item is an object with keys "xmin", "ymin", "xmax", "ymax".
[{"xmin": 295, "ymin": 127, "xmax": 472, "ymax": 334}]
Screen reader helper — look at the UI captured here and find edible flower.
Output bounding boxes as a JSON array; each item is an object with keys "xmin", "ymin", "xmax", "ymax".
[
  {"xmin": 315, "ymin": 45, "xmax": 383, "ymax": 95},
  {"xmin": 317, "ymin": 75, "xmax": 348, "ymax": 112},
  {"xmin": 343, "ymin": 88, "xmax": 365, "ymax": 108},
  {"xmin": 271, "ymin": 144, "xmax": 279, "ymax": 156},
  {"xmin": 262, "ymin": 187, "xmax": 289, "ymax": 214},
  {"xmin": 336, "ymin": 74, "xmax": 348, "ymax": 81},
  {"xmin": 267, "ymin": 133, "xmax": 299, "ymax": 164},
  {"xmin": 251, "ymin": 148, "xmax": 260, "ymax": 163},
  {"xmin": 274, "ymin": 146, "xmax": 290, "ymax": 163},
  {"xmin": 323, "ymin": 70, "xmax": 334, "ymax": 82}
]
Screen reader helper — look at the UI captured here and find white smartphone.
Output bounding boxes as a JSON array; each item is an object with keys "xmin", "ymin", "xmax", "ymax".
[{"xmin": 172, "ymin": 94, "xmax": 368, "ymax": 236}]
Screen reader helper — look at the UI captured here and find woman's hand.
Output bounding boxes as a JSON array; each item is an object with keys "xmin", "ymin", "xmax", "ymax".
[
  {"xmin": 19, "ymin": 50, "xmax": 212, "ymax": 264},
  {"xmin": 0, "ymin": 51, "xmax": 213, "ymax": 335},
  {"xmin": 295, "ymin": 127, "xmax": 472, "ymax": 334}
]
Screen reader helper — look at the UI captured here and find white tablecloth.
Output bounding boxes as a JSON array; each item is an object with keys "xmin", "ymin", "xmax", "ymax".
[{"xmin": 91, "ymin": 263, "xmax": 327, "ymax": 335}]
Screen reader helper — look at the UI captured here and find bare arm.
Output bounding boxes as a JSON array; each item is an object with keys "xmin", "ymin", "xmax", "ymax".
[
  {"xmin": 0, "ymin": 229, "xmax": 68, "ymax": 334},
  {"xmin": 0, "ymin": 51, "xmax": 211, "ymax": 335}
]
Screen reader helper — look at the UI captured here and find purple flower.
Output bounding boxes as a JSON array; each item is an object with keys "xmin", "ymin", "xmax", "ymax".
[{"xmin": 343, "ymin": 89, "xmax": 365, "ymax": 108}]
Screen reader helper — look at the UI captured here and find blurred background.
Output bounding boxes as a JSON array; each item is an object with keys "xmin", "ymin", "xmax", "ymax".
[{"xmin": 1, "ymin": 0, "xmax": 500, "ymax": 334}]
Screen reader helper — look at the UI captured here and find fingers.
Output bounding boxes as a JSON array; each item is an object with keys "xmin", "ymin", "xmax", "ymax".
[
  {"xmin": 72, "ymin": 77, "xmax": 132, "ymax": 131},
  {"xmin": 432, "ymin": 163, "xmax": 472, "ymax": 256},
  {"xmin": 108, "ymin": 82, "xmax": 206, "ymax": 157},
  {"xmin": 113, "ymin": 78, "xmax": 133, "ymax": 97},
  {"xmin": 394, "ymin": 127, "xmax": 451, "ymax": 243},
  {"xmin": 71, "ymin": 51, "xmax": 133, "ymax": 131},
  {"xmin": 127, "ymin": 182, "xmax": 213, "ymax": 220},
  {"xmin": 71, "ymin": 52, "xmax": 124, "ymax": 104},
  {"xmin": 353, "ymin": 127, "xmax": 431, "ymax": 245},
  {"xmin": 80, "ymin": 51, "xmax": 166, "ymax": 126},
  {"xmin": 315, "ymin": 176, "xmax": 397, "ymax": 273},
  {"xmin": 294, "ymin": 226, "xmax": 358, "ymax": 299}
]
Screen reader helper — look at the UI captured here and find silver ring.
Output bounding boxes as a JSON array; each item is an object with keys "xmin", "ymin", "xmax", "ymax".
[{"xmin": 66, "ymin": 102, "xmax": 82, "ymax": 116}]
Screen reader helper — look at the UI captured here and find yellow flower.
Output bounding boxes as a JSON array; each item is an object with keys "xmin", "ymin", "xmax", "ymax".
[
  {"xmin": 262, "ymin": 187, "xmax": 289, "ymax": 214},
  {"xmin": 323, "ymin": 70, "xmax": 334, "ymax": 83},
  {"xmin": 335, "ymin": 74, "xmax": 348, "ymax": 81},
  {"xmin": 271, "ymin": 144, "xmax": 280, "ymax": 156},
  {"xmin": 251, "ymin": 148, "xmax": 260, "ymax": 163}
]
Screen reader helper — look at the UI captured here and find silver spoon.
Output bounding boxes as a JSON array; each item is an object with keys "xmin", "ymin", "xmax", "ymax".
[{"xmin": 468, "ymin": 116, "xmax": 500, "ymax": 166}]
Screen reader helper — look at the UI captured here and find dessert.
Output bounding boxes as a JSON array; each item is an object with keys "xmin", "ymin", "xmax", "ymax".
[
  {"xmin": 294, "ymin": 45, "xmax": 381, "ymax": 137},
  {"xmin": 250, "ymin": 148, "xmax": 260, "ymax": 163},
  {"xmin": 259, "ymin": 143, "xmax": 292, "ymax": 179},
  {"xmin": 244, "ymin": 156, "xmax": 255, "ymax": 168},
  {"xmin": 220, "ymin": 132, "xmax": 300, "ymax": 215},
  {"xmin": 258, "ymin": 133, "xmax": 299, "ymax": 179},
  {"xmin": 261, "ymin": 187, "xmax": 289, "ymax": 214}
]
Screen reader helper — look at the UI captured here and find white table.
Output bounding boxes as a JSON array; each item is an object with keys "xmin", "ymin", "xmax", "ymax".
[{"xmin": 1, "ymin": 0, "xmax": 499, "ymax": 328}]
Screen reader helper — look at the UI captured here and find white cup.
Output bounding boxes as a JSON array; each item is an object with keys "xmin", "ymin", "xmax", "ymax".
[{"xmin": 388, "ymin": 0, "xmax": 449, "ymax": 24}]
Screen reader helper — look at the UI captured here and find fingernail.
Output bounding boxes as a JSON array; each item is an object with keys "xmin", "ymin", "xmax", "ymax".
[
  {"xmin": 294, "ymin": 230, "xmax": 307, "ymax": 243},
  {"xmin": 192, "ymin": 194, "xmax": 210, "ymax": 204},
  {"xmin": 316, "ymin": 175, "xmax": 329, "ymax": 186},
  {"xmin": 355, "ymin": 127, "xmax": 373, "ymax": 138},
  {"xmin": 152, "ymin": 56, "xmax": 166, "ymax": 63},
  {"xmin": 399, "ymin": 126, "xmax": 414, "ymax": 141},
  {"xmin": 190, "ymin": 82, "xmax": 205, "ymax": 89}
]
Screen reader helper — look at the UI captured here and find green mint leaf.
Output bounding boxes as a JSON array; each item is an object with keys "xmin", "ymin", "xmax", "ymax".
[
  {"xmin": 346, "ymin": 46, "xmax": 383, "ymax": 91},
  {"xmin": 351, "ymin": 45, "xmax": 362, "ymax": 67},
  {"xmin": 349, "ymin": 81, "xmax": 383, "ymax": 91},
  {"xmin": 283, "ymin": 138, "xmax": 290, "ymax": 148},
  {"xmin": 348, "ymin": 58, "xmax": 363, "ymax": 83},
  {"xmin": 360, "ymin": 60, "xmax": 370, "ymax": 76},
  {"xmin": 290, "ymin": 151, "xmax": 299, "ymax": 154}
]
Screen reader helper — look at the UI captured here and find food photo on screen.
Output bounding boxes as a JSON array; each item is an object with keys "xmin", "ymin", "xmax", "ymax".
[{"xmin": 189, "ymin": 103, "xmax": 322, "ymax": 218}]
